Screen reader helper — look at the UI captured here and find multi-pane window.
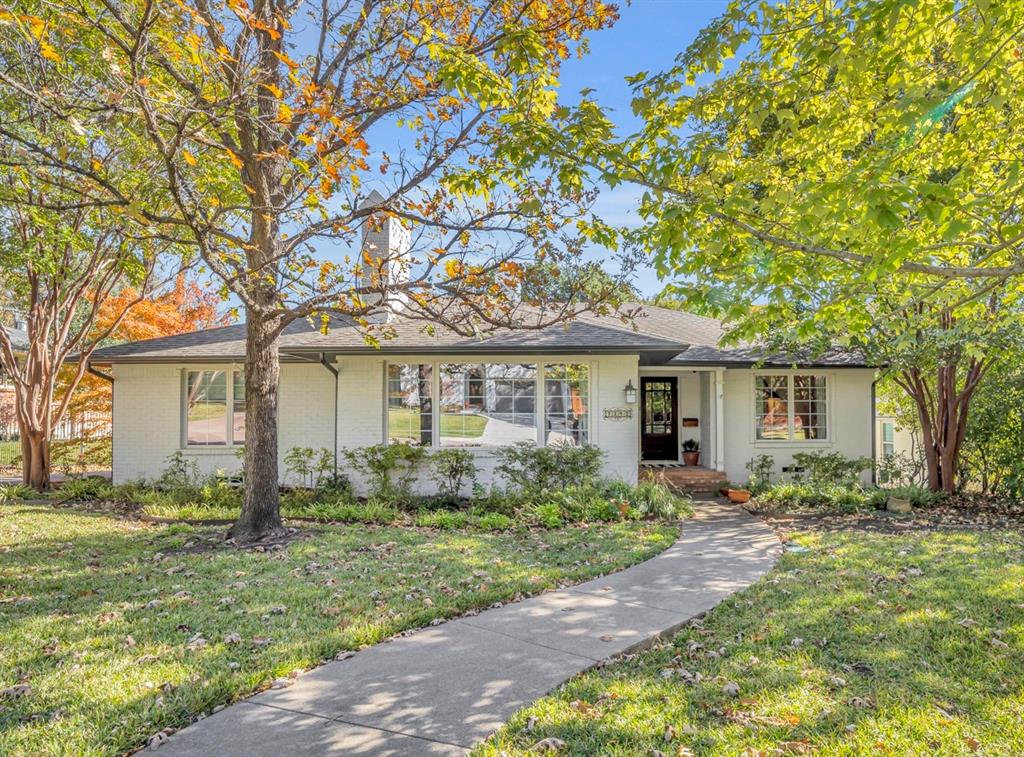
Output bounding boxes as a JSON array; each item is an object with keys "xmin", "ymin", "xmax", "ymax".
[
  {"xmin": 755, "ymin": 374, "xmax": 828, "ymax": 441},
  {"xmin": 437, "ymin": 363, "xmax": 537, "ymax": 447},
  {"xmin": 544, "ymin": 363, "xmax": 589, "ymax": 446},
  {"xmin": 386, "ymin": 363, "xmax": 433, "ymax": 446},
  {"xmin": 184, "ymin": 370, "xmax": 245, "ymax": 446},
  {"xmin": 388, "ymin": 362, "xmax": 588, "ymax": 448}
]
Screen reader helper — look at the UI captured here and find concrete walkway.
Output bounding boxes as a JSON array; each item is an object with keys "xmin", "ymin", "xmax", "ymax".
[{"xmin": 157, "ymin": 502, "xmax": 780, "ymax": 756}]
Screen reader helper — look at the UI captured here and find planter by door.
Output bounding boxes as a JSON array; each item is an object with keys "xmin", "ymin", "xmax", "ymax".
[{"xmin": 640, "ymin": 377, "xmax": 678, "ymax": 461}]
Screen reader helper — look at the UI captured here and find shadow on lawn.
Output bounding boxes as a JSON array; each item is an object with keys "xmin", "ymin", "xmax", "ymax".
[{"xmin": 482, "ymin": 526, "xmax": 1024, "ymax": 755}]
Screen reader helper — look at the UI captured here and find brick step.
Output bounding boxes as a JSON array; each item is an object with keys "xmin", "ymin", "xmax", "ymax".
[{"xmin": 640, "ymin": 466, "xmax": 728, "ymax": 495}]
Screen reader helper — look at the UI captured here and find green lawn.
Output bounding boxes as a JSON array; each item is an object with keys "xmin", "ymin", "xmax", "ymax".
[
  {"xmin": 478, "ymin": 518, "xmax": 1024, "ymax": 756},
  {"xmin": 0, "ymin": 504, "xmax": 675, "ymax": 756},
  {"xmin": 388, "ymin": 407, "xmax": 490, "ymax": 439}
]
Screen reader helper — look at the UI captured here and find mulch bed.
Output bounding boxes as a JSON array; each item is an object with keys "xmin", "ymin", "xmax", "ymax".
[{"xmin": 755, "ymin": 497, "xmax": 1024, "ymax": 539}]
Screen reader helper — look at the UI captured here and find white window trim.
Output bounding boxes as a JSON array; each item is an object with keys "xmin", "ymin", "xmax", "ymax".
[
  {"xmin": 180, "ymin": 367, "xmax": 245, "ymax": 449},
  {"xmin": 749, "ymin": 370, "xmax": 832, "ymax": 445},
  {"xmin": 383, "ymin": 359, "xmax": 593, "ymax": 451}
]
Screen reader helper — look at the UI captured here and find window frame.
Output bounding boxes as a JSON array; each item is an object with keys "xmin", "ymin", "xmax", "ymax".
[
  {"xmin": 751, "ymin": 371, "xmax": 831, "ymax": 444},
  {"xmin": 181, "ymin": 367, "xmax": 246, "ymax": 448},
  {"xmin": 384, "ymin": 359, "xmax": 593, "ymax": 450}
]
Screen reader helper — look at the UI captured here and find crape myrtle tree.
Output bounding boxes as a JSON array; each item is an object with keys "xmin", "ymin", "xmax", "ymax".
[
  {"xmin": 0, "ymin": 11, "xmax": 179, "ymax": 489},
  {"xmin": 4, "ymin": 0, "xmax": 627, "ymax": 540},
  {"xmin": 542, "ymin": 0, "xmax": 1024, "ymax": 493}
]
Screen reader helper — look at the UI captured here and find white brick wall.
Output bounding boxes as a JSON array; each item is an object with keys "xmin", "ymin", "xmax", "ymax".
[
  {"xmin": 721, "ymin": 368, "xmax": 876, "ymax": 485},
  {"xmin": 112, "ymin": 362, "xmax": 335, "ymax": 483}
]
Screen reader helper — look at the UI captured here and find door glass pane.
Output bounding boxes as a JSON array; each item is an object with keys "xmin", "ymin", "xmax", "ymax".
[
  {"xmin": 643, "ymin": 380, "xmax": 674, "ymax": 434},
  {"xmin": 186, "ymin": 370, "xmax": 227, "ymax": 445}
]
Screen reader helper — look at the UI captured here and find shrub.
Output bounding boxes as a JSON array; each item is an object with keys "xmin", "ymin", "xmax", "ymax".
[
  {"xmin": 157, "ymin": 451, "xmax": 201, "ymax": 489},
  {"xmin": 429, "ymin": 448, "xmax": 478, "ymax": 501},
  {"xmin": 283, "ymin": 446, "xmax": 338, "ymax": 489},
  {"xmin": 342, "ymin": 443, "xmax": 428, "ymax": 504},
  {"xmin": 754, "ymin": 481, "xmax": 870, "ymax": 513},
  {"xmin": 468, "ymin": 484, "xmax": 518, "ymax": 516},
  {"xmin": 0, "ymin": 483, "xmax": 35, "ymax": 504},
  {"xmin": 58, "ymin": 476, "xmax": 114, "ymax": 502},
  {"xmin": 415, "ymin": 509, "xmax": 470, "ymax": 530},
  {"xmin": 529, "ymin": 501, "xmax": 564, "ymax": 528},
  {"xmin": 791, "ymin": 451, "xmax": 872, "ymax": 486},
  {"xmin": 495, "ymin": 442, "xmax": 604, "ymax": 495},
  {"xmin": 620, "ymin": 479, "xmax": 690, "ymax": 520},
  {"xmin": 745, "ymin": 454, "xmax": 775, "ymax": 491},
  {"xmin": 283, "ymin": 498, "xmax": 398, "ymax": 524},
  {"xmin": 474, "ymin": 511, "xmax": 513, "ymax": 531},
  {"xmin": 868, "ymin": 485, "xmax": 945, "ymax": 509}
]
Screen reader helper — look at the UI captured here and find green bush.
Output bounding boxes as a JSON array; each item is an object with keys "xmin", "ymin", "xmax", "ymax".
[
  {"xmin": 156, "ymin": 451, "xmax": 201, "ymax": 489},
  {"xmin": 754, "ymin": 481, "xmax": 870, "ymax": 513},
  {"xmin": 495, "ymin": 442, "xmax": 604, "ymax": 496},
  {"xmin": 0, "ymin": 483, "xmax": 36, "ymax": 504},
  {"xmin": 342, "ymin": 443, "xmax": 428, "ymax": 504},
  {"xmin": 58, "ymin": 476, "xmax": 115, "ymax": 502},
  {"xmin": 283, "ymin": 498, "xmax": 398, "ymax": 524},
  {"xmin": 529, "ymin": 501, "xmax": 564, "ymax": 528},
  {"xmin": 474, "ymin": 511, "xmax": 513, "ymax": 531},
  {"xmin": 429, "ymin": 448, "xmax": 478, "ymax": 502},
  {"xmin": 468, "ymin": 485, "xmax": 518, "ymax": 516},
  {"xmin": 791, "ymin": 451, "xmax": 872, "ymax": 486},
  {"xmin": 415, "ymin": 509, "xmax": 471, "ymax": 530},
  {"xmin": 868, "ymin": 485, "xmax": 945, "ymax": 509}
]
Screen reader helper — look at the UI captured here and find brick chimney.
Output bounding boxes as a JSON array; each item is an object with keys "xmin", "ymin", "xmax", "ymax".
[{"xmin": 358, "ymin": 190, "xmax": 411, "ymax": 320}]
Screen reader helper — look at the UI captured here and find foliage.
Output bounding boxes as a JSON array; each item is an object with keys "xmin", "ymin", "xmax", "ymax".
[
  {"xmin": 868, "ymin": 485, "xmax": 947, "ymax": 510},
  {"xmin": 58, "ymin": 476, "xmax": 115, "ymax": 503},
  {"xmin": 875, "ymin": 451, "xmax": 924, "ymax": 489},
  {"xmin": 959, "ymin": 360, "xmax": 1024, "ymax": 498},
  {"xmin": 495, "ymin": 442, "xmax": 604, "ymax": 495},
  {"xmin": 283, "ymin": 447, "xmax": 335, "ymax": 489},
  {"xmin": 156, "ymin": 452, "xmax": 201, "ymax": 490},
  {"xmin": 2, "ymin": 0, "xmax": 625, "ymax": 538},
  {"xmin": 791, "ymin": 451, "xmax": 872, "ymax": 487},
  {"xmin": 480, "ymin": 525, "xmax": 1024, "ymax": 756},
  {"xmin": 342, "ymin": 443, "xmax": 429, "ymax": 505},
  {"xmin": 429, "ymin": 448, "xmax": 479, "ymax": 502},
  {"xmin": 0, "ymin": 483, "xmax": 34, "ymax": 504},
  {"xmin": 681, "ymin": 438, "xmax": 699, "ymax": 453},
  {"xmin": 745, "ymin": 454, "xmax": 776, "ymax": 491},
  {"xmin": 616, "ymin": 479, "xmax": 692, "ymax": 520},
  {"xmin": 753, "ymin": 482, "xmax": 871, "ymax": 514},
  {"xmin": 0, "ymin": 505, "xmax": 674, "ymax": 755}
]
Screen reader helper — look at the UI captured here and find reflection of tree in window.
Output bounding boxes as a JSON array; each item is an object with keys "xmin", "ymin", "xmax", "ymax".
[
  {"xmin": 186, "ymin": 370, "xmax": 227, "ymax": 445},
  {"xmin": 387, "ymin": 363, "xmax": 432, "ymax": 445},
  {"xmin": 232, "ymin": 371, "xmax": 246, "ymax": 444},
  {"xmin": 439, "ymin": 363, "xmax": 536, "ymax": 447},
  {"xmin": 755, "ymin": 375, "xmax": 789, "ymax": 440},
  {"xmin": 545, "ymin": 363, "xmax": 589, "ymax": 446},
  {"xmin": 793, "ymin": 375, "xmax": 826, "ymax": 439}
]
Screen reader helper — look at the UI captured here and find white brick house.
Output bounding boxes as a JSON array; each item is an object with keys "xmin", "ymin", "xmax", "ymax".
[{"xmin": 86, "ymin": 305, "xmax": 878, "ymax": 493}]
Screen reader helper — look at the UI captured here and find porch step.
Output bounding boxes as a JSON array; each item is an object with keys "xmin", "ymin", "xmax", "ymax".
[{"xmin": 641, "ymin": 465, "xmax": 728, "ymax": 495}]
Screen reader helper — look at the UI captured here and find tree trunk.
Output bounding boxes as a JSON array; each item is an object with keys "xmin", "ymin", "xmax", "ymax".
[
  {"xmin": 20, "ymin": 424, "xmax": 50, "ymax": 490},
  {"xmin": 228, "ymin": 310, "xmax": 285, "ymax": 542}
]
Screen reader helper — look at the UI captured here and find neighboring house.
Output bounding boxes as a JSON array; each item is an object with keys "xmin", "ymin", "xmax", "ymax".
[
  {"xmin": 875, "ymin": 413, "xmax": 924, "ymax": 482},
  {"xmin": 83, "ymin": 220, "xmax": 879, "ymax": 494}
]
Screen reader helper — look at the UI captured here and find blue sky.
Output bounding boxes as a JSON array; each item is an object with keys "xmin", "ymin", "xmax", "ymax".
[{"xmin": 557, "ymin": 0, "xmax": 729, "ymax": 296}]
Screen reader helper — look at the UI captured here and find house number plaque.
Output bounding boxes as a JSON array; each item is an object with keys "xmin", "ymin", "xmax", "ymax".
[{"xmin": 602, "ymin": 407, "xmax": 633, "ymax": 420}]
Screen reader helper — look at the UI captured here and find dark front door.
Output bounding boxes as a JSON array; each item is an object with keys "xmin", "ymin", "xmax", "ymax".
[{"xmin": 641, "ymin": 377, "xmax": 678, "ymax": 461}]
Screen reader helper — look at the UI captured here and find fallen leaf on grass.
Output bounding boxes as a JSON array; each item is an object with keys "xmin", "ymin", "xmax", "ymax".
[
  {"xmin": 0, "ymin": 684, "xmax": 31, "ymax": 699},
  {"xmin": 530, "ymin": 737, "xmax": 565, "ymax": 752}
]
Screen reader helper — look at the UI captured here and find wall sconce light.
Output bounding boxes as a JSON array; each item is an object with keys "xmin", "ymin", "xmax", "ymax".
[{"xmin": 624, "ymin": 379, "xmax": 637, "ymax": 404}]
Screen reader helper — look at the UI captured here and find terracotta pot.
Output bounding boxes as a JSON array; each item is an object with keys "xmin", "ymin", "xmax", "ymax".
[
  {"xmin": 726, "ymin": 488, "xmax": 752, "ymax": 504},
  {"xmin": 682, "ymin": 451, "xmax": 700, "ymax": 466}
]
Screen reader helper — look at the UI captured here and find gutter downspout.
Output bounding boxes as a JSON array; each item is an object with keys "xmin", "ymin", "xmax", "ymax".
[
  {"xmin": 871, "ymin": 373, "xmax": 879, "ymax": 486},
  {"xmin": 318, "ymin": 353, "xmax": 339, "ymax": 480}
]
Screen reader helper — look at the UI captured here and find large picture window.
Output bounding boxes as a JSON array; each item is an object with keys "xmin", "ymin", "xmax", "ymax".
[
  {"xmin": 386, "ymin": 361, "xmax": 589, "ymax": 448},
  {"xmin": 438, "ymin": 363, "xmax": 537, "ymax": 447},
  {"xmin": 387, "ymin": 363, "xmax": 433, "ymax": 446},
  {"xmin": 544, "ymin": 363, "xmax": 589, "ymax": 446},
  {"xmin": 755, "ymin": 374, "xmax": 827, "ymax": 441},
  {"xmin": 184, "ymin": 370, "xmax": 245, "ymax": 446}
]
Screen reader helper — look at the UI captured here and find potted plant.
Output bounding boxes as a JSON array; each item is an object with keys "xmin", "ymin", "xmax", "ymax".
[
  {"xmin": 726, "ymin": 486, "xmax": 752, "ymax": 504},
  {"xmin": 681, "ymin": 439, "xmax": 700, "ymax": 466}
]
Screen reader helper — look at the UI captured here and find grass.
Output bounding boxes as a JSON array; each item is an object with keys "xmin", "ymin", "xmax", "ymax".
[
  {"xmin": 0, "ymin": 503, "xmax": 676, "ymax": 756},
  {"xmin": 477, "ymin": 522, "xmax": 1024, "ymax": 756}
]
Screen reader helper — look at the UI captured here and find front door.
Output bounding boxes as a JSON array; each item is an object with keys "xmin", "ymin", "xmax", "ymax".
[{"xmin": 641, "ymin": 377, "xmax": 678, "ymax": 461}]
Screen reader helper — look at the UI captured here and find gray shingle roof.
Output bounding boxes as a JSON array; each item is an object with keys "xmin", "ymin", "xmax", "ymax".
[{"xmin": 83, "ymin": 304, "xmax": 870, "ymax": 368}]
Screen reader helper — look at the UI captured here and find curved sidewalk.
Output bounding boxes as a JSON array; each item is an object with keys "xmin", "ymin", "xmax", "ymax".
[{"xmin": 156, "ymin": 502, "xmax": 780, "ymax": 756}]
